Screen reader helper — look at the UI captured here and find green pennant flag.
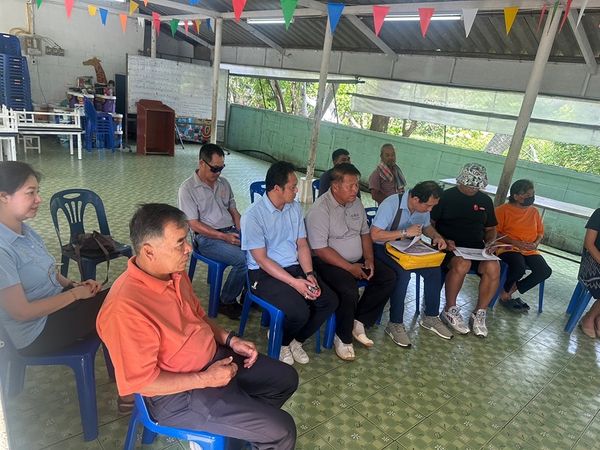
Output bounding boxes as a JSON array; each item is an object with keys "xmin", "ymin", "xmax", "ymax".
[
  {"xmin": 170, "ymin": 18, "xmax": 179, "ymax": 37},
  {"xmin": 36, "ymin": 0, "xmax": 42, "ymax": 8},
  {"xmin": 549, "ymin": 0, "xmax": 560, "ymax": 26},
  {"xmin": 280, "ymin": 0, "xmax": 297, "ymax": 30}
]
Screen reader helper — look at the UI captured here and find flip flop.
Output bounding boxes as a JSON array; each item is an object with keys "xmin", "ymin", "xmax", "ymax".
[
  {"xmin": 579, "ymin": 322, "xmax": 597, "ymax": 339},
  {"xmin": 117, "ymin": 395, "xmax": 135, "ymax": 414},
  {"xmin": 500, "ymin": 297, "xmax": 526, "ymax": 311}
]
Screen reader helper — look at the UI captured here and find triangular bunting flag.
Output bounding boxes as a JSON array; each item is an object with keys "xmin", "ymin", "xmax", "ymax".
[
  {"xmin": 281, "ymin": 0, "xmax": 298, "ymax": 30},
  {"xmin": 504, "ymin": 7, "xmax": 519, "ymax": 35},
  {"xmin": 65, "ymin": 0, "xmax": 74, "ymax": 18},
  {"xmin": 327, "ymin": 2, "xmax": 344, "ymax": 34},
  {"xmin": 462, "ymin": 8, "xmax": 477, "ymax": 37},
  {"xmin": 36, "ymin": 0, "xmax": 42, "ymax": 8},
  {"xmin": 418, "ymin": 8, "xmax": 435, "ymax": 37},
  {"xmin": 577, "ymin": 0, "xmax": 589, "ymax": 26},
  {"xmin": 559, "ymin": 0, "xmax": 573, "ymax": 32},
  {"xmin": 184, "ymin": 20, "xmax": 189, "ymax": 33},
  {"xmin": 152, "ymin": 11, "xmax": 161, "ymax": 34},
  {"xmin": 170, "ymin": 18, "xmax": 179, "ymax": 36},
  {"xmin": 207, "ymin": 18, "xmax": 212, "ymax": 30},
  {"xmin": 372, "ymin": 5, "xmax": 389, "ymax": 37},
  {"xmin": 120, "ymin": 14, "xmax": 128, "ymax": 32},
  {"xmin": 232, "ymin": 0, "xmax": 246, "ymax": 22},
  {"xmin": 100, "ymin": 8, "xmax": 108, "ymax": 25},
  {"xmin": 194, "ymin": 19, "xmax": 201, "ymax": 33},
  {"xmin": 143, "ymin": 0, "xmax": 148, "ymax": 5},
  {"xmin": 88, "ymin": 5, "xmax": 97, "ymax": 16},
  {"xmin": 537, "ymin": 4, "xmax": 547, "ymax": 32},
  {"xmin": 190, "ymin": 0, "xmax": 200, "ymax": 4},
  {"xmin": 129, "ymin": 0, "xmax": 139, "ymax": 16},
  {"xmin": 549, "ymin": 0, "xmax": 559, "ymax": 27}
]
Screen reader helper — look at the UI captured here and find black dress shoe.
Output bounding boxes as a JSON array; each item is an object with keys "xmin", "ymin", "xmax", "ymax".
[{"xmin": 219, "ymin": 302, "xmax": 242, "ymax": 320}]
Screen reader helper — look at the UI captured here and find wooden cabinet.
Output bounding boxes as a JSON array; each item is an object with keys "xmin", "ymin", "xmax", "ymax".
[{"xmin": 136, "ymin": 100, "xmax": 174, "ymax": 156}]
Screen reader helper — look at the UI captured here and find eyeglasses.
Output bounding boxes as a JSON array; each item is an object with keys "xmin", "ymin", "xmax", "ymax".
[
  {"xmin": 203, "ymin": 160, "xmax": 225, "ymax": 173},
  {"xmin": 47, "ymin": 261, "xmax": 62, "ymax": 288}
]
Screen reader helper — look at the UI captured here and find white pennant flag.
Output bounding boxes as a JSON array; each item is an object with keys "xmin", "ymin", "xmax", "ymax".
[
  {"xmin": 462, "ymin": 8, "xmax": 478, "ymax": 37},
  {"xmin": 577, "ymin": 0, "xmax": 589, "ymax": 27},
  {"xmin": 137, "ymin": 17, "xmax": 145, "ymax": 28}
]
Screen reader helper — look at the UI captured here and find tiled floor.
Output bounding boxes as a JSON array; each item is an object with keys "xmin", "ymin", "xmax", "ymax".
[{"xmin": 4, "ymin": 139, "xmax": 600, "ymax": 450}]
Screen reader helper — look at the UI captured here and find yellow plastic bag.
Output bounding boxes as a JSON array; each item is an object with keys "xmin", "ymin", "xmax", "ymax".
[{"xmin": 385, "ymin": 241, "xmax": 445, "ymax": 270}]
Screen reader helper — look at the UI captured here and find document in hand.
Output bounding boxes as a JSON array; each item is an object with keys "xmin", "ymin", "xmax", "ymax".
[
  {"xmin": 453, "ymin": 246, "xmax": 500, "ymax": 261},
  {"xmin": 388, "ymin": 236, "xmax": 440, "ymax": 255}
]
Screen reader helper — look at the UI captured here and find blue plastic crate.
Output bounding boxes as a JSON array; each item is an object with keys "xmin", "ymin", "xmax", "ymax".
[{"xmin": 0, "ymin": 34, "xmax": 21, "ymax": 57}]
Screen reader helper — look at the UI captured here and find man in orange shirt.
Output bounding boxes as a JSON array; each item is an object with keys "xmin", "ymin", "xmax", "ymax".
[{"xmin": 97, "ymin": 203, "xmax": 298, "ymax": 449}]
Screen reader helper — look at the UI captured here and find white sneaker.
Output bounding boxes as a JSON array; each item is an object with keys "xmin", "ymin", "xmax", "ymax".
[
  {"xmin": 289, "ymin": 339, "xmax": 310, "ymax": 364},
  {"xmin": 333, "ymin": 335, "xmax": 355, "ymax": 361},
  {"xmin": 469, "ymin": 309, "xmax": 488, "ymax": 338},
  {"xmin": 352, "ymin": 320, "xmax": 374, "ymax": 347},
  {"xmin": 441, "ymin": 306, "xmax": 470, "ymax": 334},
  {"xmin": 279, "ymin": 345, "xmax": 294, "ymax": 365}
]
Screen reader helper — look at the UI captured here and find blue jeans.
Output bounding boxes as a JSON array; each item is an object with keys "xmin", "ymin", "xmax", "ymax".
[
  {"xmin": 374, "ymin": 244, "xmax": 442, "ymax": 323},
  {"xmin": 195, "ymin": 234, "xmax": 247, "ymax": 304}
]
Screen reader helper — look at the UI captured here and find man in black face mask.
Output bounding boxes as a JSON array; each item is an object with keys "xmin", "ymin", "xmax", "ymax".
[{"xmin": 494, "ymin": 179, "xmax": 552, "ymax": 311}]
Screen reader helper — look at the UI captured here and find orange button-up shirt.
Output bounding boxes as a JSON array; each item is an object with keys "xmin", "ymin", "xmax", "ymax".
[
  {"xmin": 495, "ymin": 203, "xmax": 544, "ymax": 256},
  {"xmin": 97, "ymin": 258, "xmax": 217, "ymax": 396}
]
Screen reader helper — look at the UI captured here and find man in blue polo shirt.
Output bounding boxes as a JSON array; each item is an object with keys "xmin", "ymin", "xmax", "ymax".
[
  {"xmin": 371, "ymin": 181, "xmax": 452, "ymax": 347},
  {"xmin": 241, "ymin": 161, "xmax": 338, "ymax": 365}
]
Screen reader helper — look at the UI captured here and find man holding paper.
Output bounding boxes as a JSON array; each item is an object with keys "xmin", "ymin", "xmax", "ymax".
[
  {"xmin": 430, "ymin": 163, "xmax": 500, "ymax": 338},
  {"xmin": 371, "ymin": 181, "xmax": 453, "ymax": 347}
]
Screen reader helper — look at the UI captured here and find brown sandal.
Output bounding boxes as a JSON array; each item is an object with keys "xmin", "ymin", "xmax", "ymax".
[
  {"xmin": 579, "ymin": 322, "xmax": 596, "ymax": 339},
  {"xmin": 118, "ymin": 395, "xmax": 135, "ymax": 414}
]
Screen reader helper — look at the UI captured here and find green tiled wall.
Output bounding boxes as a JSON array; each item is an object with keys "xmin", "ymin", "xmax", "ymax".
[{"xmin": 226, "ymin": 105, "xmax": 600, "ymax": 253}]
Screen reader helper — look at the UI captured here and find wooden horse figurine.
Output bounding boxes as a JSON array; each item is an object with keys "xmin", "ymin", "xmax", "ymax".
[{"xmin": 83, "ymin": 57, "xmax": 107, "ymax": 85}]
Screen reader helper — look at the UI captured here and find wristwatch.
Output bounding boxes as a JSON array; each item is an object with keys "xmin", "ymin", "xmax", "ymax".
[
  {"xmin": 305, "ymin": 270, "xmax": 315, "ymax": 277},
  {"xmin": 225, "ymin": 330, "xmax": 237, "ymax": 348},
  {"xmin": 400, "ymin": 229, "xmax": 407, "ymax": 239}
]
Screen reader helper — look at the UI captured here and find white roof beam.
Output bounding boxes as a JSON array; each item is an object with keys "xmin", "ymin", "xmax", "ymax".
[
  {"xmin": 345, "ymin": 15, "xmax": 398, "ymax": 60},
  {"xmin": 567, "ymin": 9, "xmax": 598, "ymax": 75},
  {"xmin": 237, "ymin": 20, "xmax": 284, "ymax": 54}
]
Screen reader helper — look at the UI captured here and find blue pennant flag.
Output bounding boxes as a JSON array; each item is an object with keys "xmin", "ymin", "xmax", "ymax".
[
  {"xmin": 189, "ymin": 0, "xmax": 200, "ymax": 5},
  {"xmin": 327, "ymin": 2, "xmax": 344, "ymax": 34},
  {"xmin": 99, "ymin": 8, "xmax": 108, "ymax": 25},
  {"xmin": 207, "ymin": 18, "xmax": 212, "ymax": 31}
]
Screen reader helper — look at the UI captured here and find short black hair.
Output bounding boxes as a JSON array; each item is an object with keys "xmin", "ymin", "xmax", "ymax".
[
  {"xmin": 266, "ymin": 161, "xmax": 295, "ymax": 192},
  {"xmin": 199, "ymin": 143, "xmax": 225, "ymax": 162},
  {"xmin": 380, "ymin": 143, "xmax": 395, "ymax": 156},
  {"xmin": 409, "ymin": 181, "xmax": 444, "ymax": 203},
  {"xmin": 508, "ymin": 179, "xmax": 534, "ymax": 203},
  {"xmin": 0, "ymin": 162, "xmax": 41, "ymax": 195},
  {"xmin": 331, "ymin": 163, "xmax": 361, "ymax": 184},
  {"xmin": 129, "ymin": 203, "xmax": 188, "ymax": 253},
  {"xmin": 331, "ymin": 148, "xmax": 349, "ymax": 163}
]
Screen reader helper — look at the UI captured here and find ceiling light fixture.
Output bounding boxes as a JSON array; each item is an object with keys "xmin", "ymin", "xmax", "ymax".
[
  {"xmin": 384, "ymin": 14, "xmax": 462, "ymax": 22},
  {"xmin": 247, "ymin": 18, "xmax": 289, "ymax": 25}
]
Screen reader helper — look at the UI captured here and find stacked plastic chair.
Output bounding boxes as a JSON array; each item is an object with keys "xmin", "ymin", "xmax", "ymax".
[
  {"xmin": 0, "ymin": 34, "xmax": 32, "ymax": 111},
  {"xmin": 83, "ymin": 98, "xmax": 115, "ymax": 151}
]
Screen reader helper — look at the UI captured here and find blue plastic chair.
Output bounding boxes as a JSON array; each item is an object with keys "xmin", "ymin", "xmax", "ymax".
[
  {"xmin": 249, "ymin": 181, "xmax": 266, "ymax": 203},
  {"xmin": 238, "ymin": 276, "xmax": 336, "ymax": 359},
  {"xmin": 123, "ymin": 393, "xmax": 228, "ymax": 450},
  {"xmin": 488, "ymin": 262, "xmax": 545, "ymax": 312},
  {"xmin": 0, "ymin": 322, "xmax": 104, "ymax": 441},
  {"xmin": 188, "ymin": 243, "xmax": 230, "ymax": 318},
  {"xmin": 365, "ymin": 207, "xmax": 378, "ymax": 227},
  {"xmin": 564, "ymin": 281, "xmax": 594, "ymax": 334},
  {"xmin": 49, "ymin": 189, "xmax": 133, "ymax": 281},
  {"xmin": 312, "ymin": 179, "xmax": 320, "ymax": 201},
  {"xmin": 83, "ymin": 98, "xmax": 115, "ymax": 151}
]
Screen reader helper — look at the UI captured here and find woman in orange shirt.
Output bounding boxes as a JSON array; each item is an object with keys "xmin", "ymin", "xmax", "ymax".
[{"xmin": 495, "ymin": 180, "xmax": 552, "ymax": 310}]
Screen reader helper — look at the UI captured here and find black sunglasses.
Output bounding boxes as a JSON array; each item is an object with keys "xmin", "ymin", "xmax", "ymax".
[{"xmin": 203, "ymin": 160, "xmax": 225, "ymax": 173}]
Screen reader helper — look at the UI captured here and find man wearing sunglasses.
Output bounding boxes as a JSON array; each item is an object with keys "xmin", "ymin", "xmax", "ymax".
[{"xmin": 178, "ymin": 144, "xmax": 246, "ymax": 320}]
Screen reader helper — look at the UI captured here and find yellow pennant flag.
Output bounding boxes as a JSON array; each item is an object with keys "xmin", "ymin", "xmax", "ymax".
[
  {"xmin": 88, "ymin": 5, "xmax": 97, "ymax": 16},
  {"xmin": 504, "ymin": 7, "xmax": 519, "ymax": 35},
  {"xmin": 129, "ymin": 0, "xmax": 139, "ymax": 16},
  {"xmin": 194, "ymin": 19, "xmax": 201, "ymax": 33}
]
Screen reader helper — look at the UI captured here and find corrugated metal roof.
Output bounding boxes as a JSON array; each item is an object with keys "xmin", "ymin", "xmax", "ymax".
[{"xmin": 142, "ymin": 1, "xmax": 600, "ymax": 63}]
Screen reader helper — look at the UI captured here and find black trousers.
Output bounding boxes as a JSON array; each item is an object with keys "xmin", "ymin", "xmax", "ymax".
[
  {"xmin": 147, "ymin": 345, "xmax": 298, "ymax": 450},
  {"xmin": 19, "ymin": 289, "xmax": 108, "ymax": 356},
  {"xmin": 248, "ymin": 265, "xmax": 339, "ymax": 346},
  {"xmin": 499, "ymin": 252, "xmax": 552, "ymax": 294},
  {"xmin": 313, "ymin": 257, "xmax": 396, "ymax": 344}
]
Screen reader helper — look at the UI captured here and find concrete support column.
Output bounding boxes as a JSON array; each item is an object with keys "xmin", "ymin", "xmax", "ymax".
[
  {"xmin": 150, "ymin": 27, "xmax": 157, "ymax": 58},
  {"xmin": 300, "ymin": 19, "xmax": 333, "ymax": 203},
  {"xmin": 210, "ymin": 18, "xmax": 223, "ymax": 144},
  {"xmin": 495, "ymin": 7, "xmax": 562, "ymax": 206}
]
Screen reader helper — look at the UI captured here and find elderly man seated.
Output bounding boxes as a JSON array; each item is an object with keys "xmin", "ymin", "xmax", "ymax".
[
  {"xmin": 97, "ymin": 203, "xmax": 298, "ymax": 449},
  {"xmin": 370, "ymin": 181, "xmax": 453, "ymax": 347},
  {"xmin": 430, "ymin": 163, "xmax": 500, "ymax": 338}
]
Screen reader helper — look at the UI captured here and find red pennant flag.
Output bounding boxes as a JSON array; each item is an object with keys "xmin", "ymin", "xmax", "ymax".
[
  {"xmin": 232, "ymin": 0, "xmax": 247, "ymax": 22},
  {"xmin": 143, "ymin": 0, "xmax": 148, "ymax": 5},
  {"xmin": 120, "ymin": 14, "xmax": 128, "ymax": 32},
  {"xmin": 184, "ymin": 20, "xmax": 189, "ymax": 33},
  {"xmin": 194, "ymin": 19, "xmax": 201, "ymax": 33},
  {"xmin": 372, "ymin": 5, "xmax": 389, "ymax": 37},
  {"xmin": 559, "ymin": 0, "xmax": 573, "ymax": 32},
  {"xmin": 152, "ymin": 12, "xmax": 161, "ymax": 34},
  {"xmin": 65, "ymin": 0, "xmax": 74, "ymax": 18},
  {"xmin": 418, "ymin": 8, "xmax": 435, "ymax": 37},
  {"xmin": 537, "ymin": 4, "xmax": 548, "ymax": 32}
]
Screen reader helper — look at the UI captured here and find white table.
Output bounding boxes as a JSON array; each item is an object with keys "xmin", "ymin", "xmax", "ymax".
[{"xmin": 440, "ymin": 178, "xmax": 594, "ymax": 220}]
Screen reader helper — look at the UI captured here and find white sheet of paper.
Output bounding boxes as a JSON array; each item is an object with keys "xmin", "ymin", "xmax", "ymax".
[
  {"xmin": 453, "ymin": 247, "xmax": 500, "ymax": 261},
  {"xmin": 389, "ymin": 238, "xmax": 440, "ymax": 255}
]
